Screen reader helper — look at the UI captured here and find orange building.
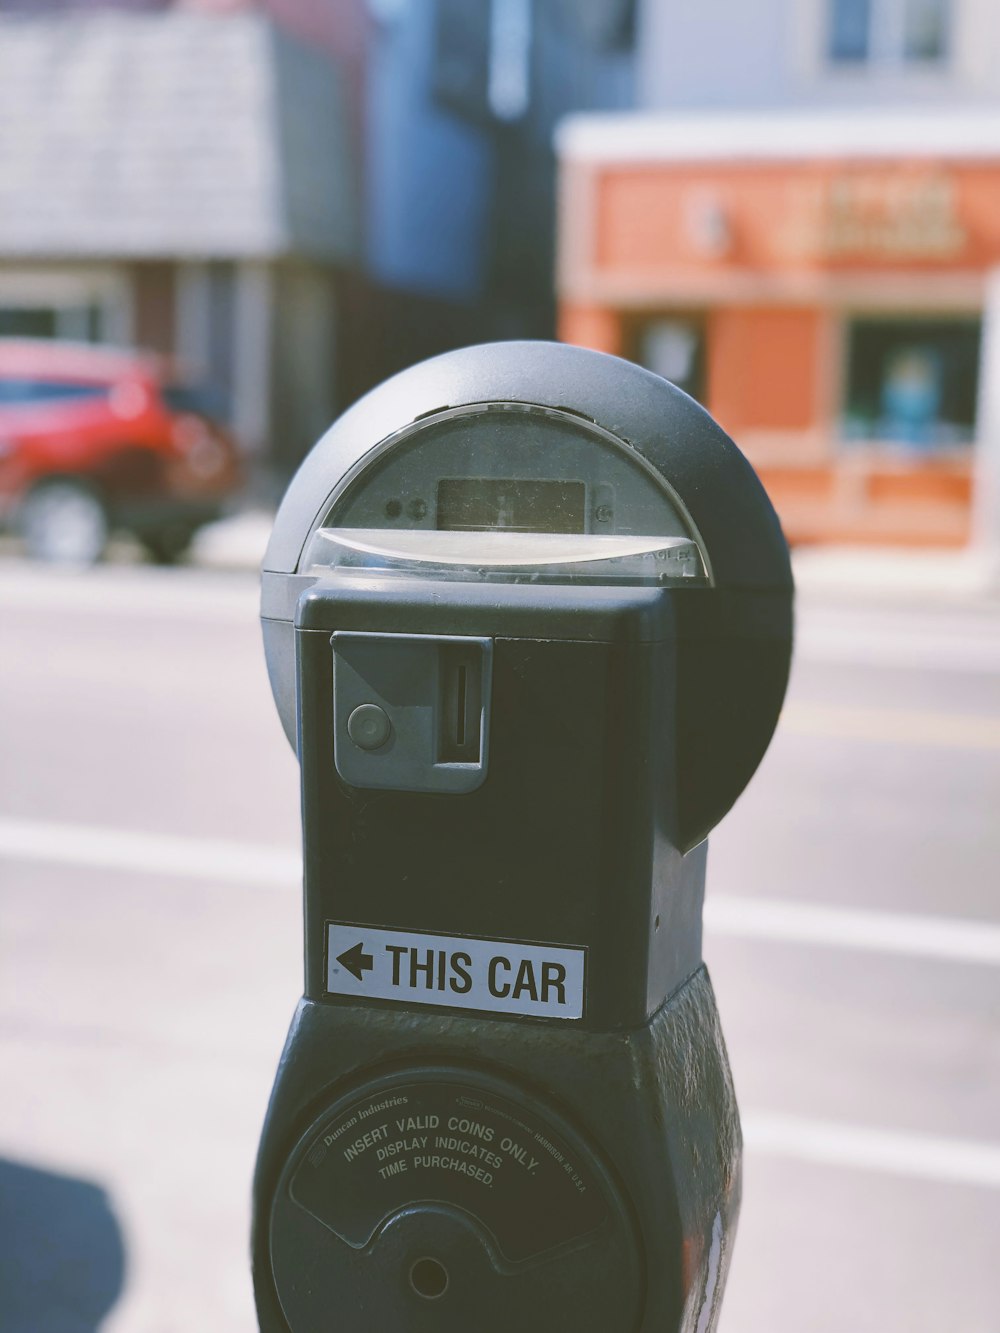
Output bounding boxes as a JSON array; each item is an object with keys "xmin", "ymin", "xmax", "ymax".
[{"xmin": 556, "ymin": 111, "xmax": 1000, "ymax": 547}]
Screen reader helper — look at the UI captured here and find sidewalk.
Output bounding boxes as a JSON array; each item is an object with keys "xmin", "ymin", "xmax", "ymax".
[
  {"xmin": 190, "ymin": 508, "xmax": 274, "ymax": 571},
  {"xmin": 192, "ymin": 508, "xmax": 1000, "ymax": 606},
  {"xmin": 791, "ymin": 544, "xmax": 1000, "ymax": 605}
]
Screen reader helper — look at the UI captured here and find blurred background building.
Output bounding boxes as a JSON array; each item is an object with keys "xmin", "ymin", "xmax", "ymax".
[
  {"xmin": 558, "ymin": 0, "xmax": 1000, "ymax": 548},
  {"xmin": 0, "ymin": 6, "xmax": 357, "ymax": 483},
  {"xmin": 2, "ymin": 0, "xmax": 999, "ymax": 549},
  {"xmin": 0, "ymin": 0, "xmax": 636, "ymax": 490}
]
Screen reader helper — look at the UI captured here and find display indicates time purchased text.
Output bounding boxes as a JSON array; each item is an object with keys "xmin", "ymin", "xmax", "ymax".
[{"xmin": 326, "ymin": 923, "xmax": 586, "ymax": 1019}]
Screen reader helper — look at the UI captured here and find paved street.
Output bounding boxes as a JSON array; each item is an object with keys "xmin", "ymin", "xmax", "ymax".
[{"xmin": 1, "ymin": 558, "xmax": 998, "ymax": 1332}]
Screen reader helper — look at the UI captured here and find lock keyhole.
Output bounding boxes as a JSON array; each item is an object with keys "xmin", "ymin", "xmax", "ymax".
[{"xmin": 409, "ymin": 1256, "xmax": 449, "ymax": 1300}]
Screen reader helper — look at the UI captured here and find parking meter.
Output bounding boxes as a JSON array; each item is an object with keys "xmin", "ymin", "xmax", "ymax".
[{"xmin": 253, "ymin": 341, "xmax": 792, "ymax": 1333}]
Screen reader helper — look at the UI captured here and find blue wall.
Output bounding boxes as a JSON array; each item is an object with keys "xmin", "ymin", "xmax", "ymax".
[
  {"xmin": 365, "ymin": 0, "xmax": 494, "ymax": 301},
  {"xmin": 364, "ymin": 0, "xmax": 638, "ymax": 308}
]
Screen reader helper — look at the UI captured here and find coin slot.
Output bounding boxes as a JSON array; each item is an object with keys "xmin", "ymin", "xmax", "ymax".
[
  {"xmin": 438, "ymin": 644, "xmax": 481, "ymax": 763},
  {"xmin": 409, "ymin": 1257, "xmax": 449, "ymax": 1300},
  {"xmin": 456, "ymin": 664, "xmax": 467, "ymax": 746}
]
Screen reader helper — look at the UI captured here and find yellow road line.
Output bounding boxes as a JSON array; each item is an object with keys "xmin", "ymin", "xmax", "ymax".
[{"xmin": 780, "ymin": 701, "xmax": 1000, "ymax": 750}]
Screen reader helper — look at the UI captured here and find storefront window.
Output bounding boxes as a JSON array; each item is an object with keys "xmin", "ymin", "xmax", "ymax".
[
  {"xmin": 841, "ymin": 317, "xmax": 980, "ymax": 449},
  {"xmin": 638, "ymin": 320, "xmax": 706, "ymax": 403}
]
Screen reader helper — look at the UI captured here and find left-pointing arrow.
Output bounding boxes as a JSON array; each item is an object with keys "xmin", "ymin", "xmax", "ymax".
[{"xmin": 336, "ymin": 941, "xmax": 374, "ymax": 982}]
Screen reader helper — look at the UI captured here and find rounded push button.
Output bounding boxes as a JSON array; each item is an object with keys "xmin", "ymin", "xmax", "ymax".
[{"xmin": 347, "ymin": 703, "xmax": 391, "ymax": 751}]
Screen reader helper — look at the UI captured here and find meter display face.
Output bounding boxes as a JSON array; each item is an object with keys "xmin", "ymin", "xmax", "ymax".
[
  {"xmin": 303, "ymin": 404, "xmax": 711, "ymax": 586},
  {"xmin": 436, "ymin": 479, "xmax": 586, "ymax": 533}
]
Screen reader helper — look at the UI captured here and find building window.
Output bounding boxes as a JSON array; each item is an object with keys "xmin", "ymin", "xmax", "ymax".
[
  {"xmin": 432, "ymin": 0, "xmax": 534, "ymax": 122},
  {"xmin": 550, "ymin": 0, "xmax": 636, "ymax": 51},
  {"xmin": 827, "ymin": 0, "xmax": 950, "ymax": 65},
  {"xmin": 0, "ymin": 268, "xmax": 129, "ymax": 344},
  {"xmin": 0, "ymin": 379, "xmax": 109, "ymax": 406},
  {"xmin": 841, "ymin": 318, "xmax": 980, "ymax": 449},
  {"xmin": 432, "ymin": 0, "xmax": 493, "ymax": 121},
  {"xmin": 489, "ymin": 0, "xmax": 532, "ymax": 120},
  {"xmin": 0, "ymin": 304, "xmax": 103, "ymax": 341},
  {"xmin": 638, "ymin": 320, "xmax": 706, "ymax": 404}
]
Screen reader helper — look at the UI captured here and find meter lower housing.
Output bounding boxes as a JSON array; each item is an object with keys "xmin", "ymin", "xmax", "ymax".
[{"xmin": 252, "ymin": 577, "xmax": 744, "ymax": 1333}]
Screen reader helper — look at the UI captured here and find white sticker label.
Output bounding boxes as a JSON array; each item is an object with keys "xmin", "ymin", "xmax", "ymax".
[{"xmin": 326, "ymin": 922, "xmax": 586, "ymax": 1020}]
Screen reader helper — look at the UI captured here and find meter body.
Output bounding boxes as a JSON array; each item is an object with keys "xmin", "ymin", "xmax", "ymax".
[{"xmin": 253, "ymin": 343, "xmax": 793, "ymax": 1332}]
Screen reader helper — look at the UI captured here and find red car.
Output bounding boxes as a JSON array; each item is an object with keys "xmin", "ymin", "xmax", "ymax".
[{"xmin": 0, "ymin": 339, "xmax": 243, "ymax": 563}]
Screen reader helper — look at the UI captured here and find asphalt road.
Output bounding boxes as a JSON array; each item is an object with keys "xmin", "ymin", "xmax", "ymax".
[{"xmin": 1, "ymin": 560, "xmax": 998, "ymax": 1333}]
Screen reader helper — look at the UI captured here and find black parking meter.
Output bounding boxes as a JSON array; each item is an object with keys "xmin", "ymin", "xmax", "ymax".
[{"xmin": 254, "ymin": 342, "xmax": 792, "ymax": 1333}]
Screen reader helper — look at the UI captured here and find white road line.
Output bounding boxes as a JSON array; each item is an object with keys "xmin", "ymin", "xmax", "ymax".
[
  {"xmin": 2, "ymin": 817, "xmax": 1000, "ymax": 968},
  {"xmin": 0, "ymin": 568, "xmax": 257, "ymax": 620},
  {"xmin": 704, "ymin": 894, "xmax": 1000, "ymax": 966},
  {"xmin": 742, "ymin": 1113, "xmax": 1000, "ymax": 1189},
  {"xmin": 4, "ymin": 817, "xmax": 1000, "ymax": 1192},
  {"xmin": 0, "ymin": 817, "xmax": 298, "ymax": 889}
]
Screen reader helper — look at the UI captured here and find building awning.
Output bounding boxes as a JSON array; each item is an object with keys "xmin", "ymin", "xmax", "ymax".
[
  {"xmin": 0, "ymin": 12, "xmax": 357, "ymax": 262},
  {"xmin": 556, "ymin": 108, "xmax": 1000, "ymax": 164}
]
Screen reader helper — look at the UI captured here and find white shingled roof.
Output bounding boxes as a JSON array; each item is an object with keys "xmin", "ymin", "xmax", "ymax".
[
  {"xmin": 0, "ymin": 12, "xmax": 356, "ymax": 260},
  {"xmin": 556, "ymin": 109, "xmax": 1000, "ymax": 162}
]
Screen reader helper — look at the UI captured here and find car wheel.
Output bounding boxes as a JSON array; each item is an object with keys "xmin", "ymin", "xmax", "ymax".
[
  {"xmin": 138, "ymin": 524, "xmax": 196, "ymax": 566},
  {"xmin": 19, "ymin": 480, "xmax": 110, "ymax": 565}
]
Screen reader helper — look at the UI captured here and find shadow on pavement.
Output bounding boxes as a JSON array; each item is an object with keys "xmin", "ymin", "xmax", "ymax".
[{"xmin": 0, "ymin": 1156, "xmax": 125, "ymax": 1332}]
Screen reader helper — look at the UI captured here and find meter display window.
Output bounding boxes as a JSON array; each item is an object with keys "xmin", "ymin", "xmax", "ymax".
[
  {"xmin": 303, "ymin": 404, "xmax": 711, "ymax": 586},
  {"xmin": 436, "ymin": 478, "xmax": 586, "ymax": 533}
]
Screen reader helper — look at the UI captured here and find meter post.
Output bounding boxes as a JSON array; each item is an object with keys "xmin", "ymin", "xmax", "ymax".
[{"xmin": 253, "ymin": 342, "xmax": 793, "ymax": 1333}]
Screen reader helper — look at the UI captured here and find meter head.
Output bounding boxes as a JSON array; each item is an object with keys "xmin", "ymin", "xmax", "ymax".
[
  {"xmin": 302, "ymin": 400, "xmax": 710, "ymax": 587},
  {"xmin": 261, "ymin": 341, "xmax": 792, "ymax": 848}
]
